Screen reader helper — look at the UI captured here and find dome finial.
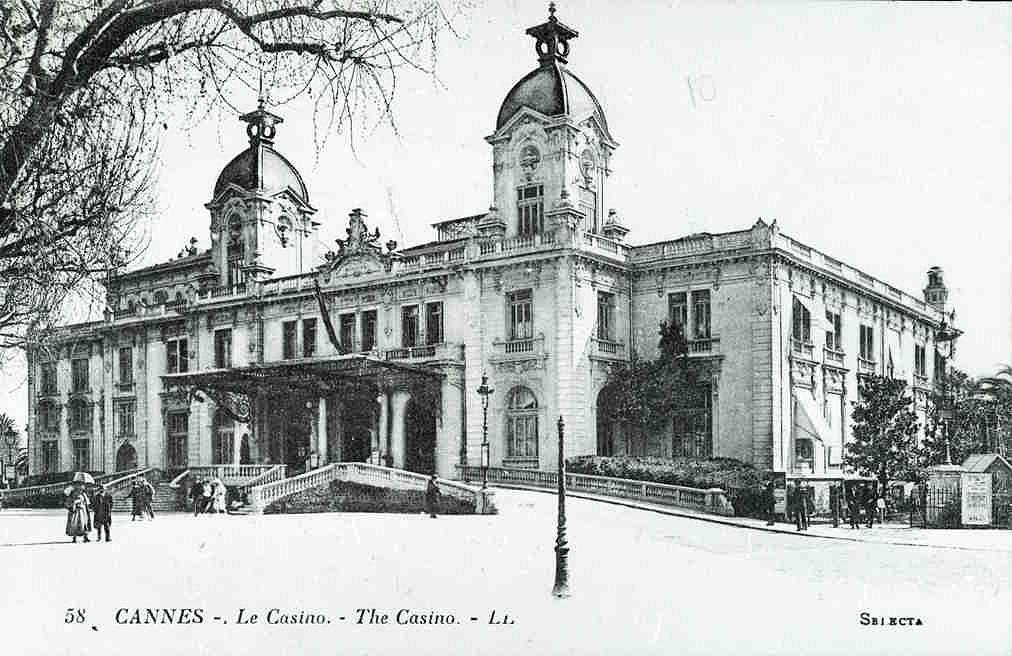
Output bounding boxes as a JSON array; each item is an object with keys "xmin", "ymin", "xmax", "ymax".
[
  {"xmin": 526, "ymin": 3, "xmax": 578, "ymax": 67},
  {"xmin": 239, "ymin": 96, "xmax": 283, "ymax": 147}
]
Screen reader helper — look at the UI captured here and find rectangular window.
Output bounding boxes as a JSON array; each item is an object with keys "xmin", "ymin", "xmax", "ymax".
[
  {"xmin": 282, "ymin": 321, "xmax": 297, "ymax": 360},
  {"xmin": 517, "ymin": 184, "xmax": 544, "ymax": 235},
  {"xmin": 72, "ymin": 438, "xmax": 90, "ymax": 472},
  {"xmin": 914, "ymin": 344, "xmax": 926, "ymax": 377},
  {"xmin": 303, "ymin": 318, "xmax": 317, "ymax": 358},
  {"xmin": 934, "ymin": 350, "xmax": 946, "ymax": 381},
  {"xmin": 691, "ymin": 290, "xmax": 711, "ymax": 340},
  {"xmin": 508, "ymin": 289, "xmax": 533, "ymax": 340},
  {"xmin": 672, "ymin": 386, "xmax": 712, "ymax": 458},
  {"xmin": 401, "ymin": 306, "xmax": 419, "ymax": 348},
  {"xmin": 214, "ymin": 329, "xmax": 232, "ymax": 368},
  {"xmin": 118, "ymin": 347, "xmax": 133, "ymax": 384},
  {"xmin": 825, "ymin": 311, "xmax": 842, "ymax": 351},
  {"xmin": 361, "ymin": 310, "xmax": 378, "ymax": 352},
  {"xmin": 425, "ymin": 302, "xmax": 444, "ymax": 345},
  {"xmin": 40, "ymin": 362, "xmax": 57, "ymax": 395},
  {"xmin": 166, "ymin": 338, "xmax": 189, "ymax": 374},
  {"xmin": 167, "ymin": 412, "xmax": 189, "ymax": 468},
  {"xmin": 668, "ymin": 292, "xmax": 687, "ymax": 333},
  {"xmin": 579, "ymin": 187, "xmax": 598, "ymax": 233},
  {"xmin": 71, "ymin": 358, "xmax": 89, "ymax": 392},
  {"xmin": 41, "ymin": 441, "xmax": 59, "ymax": 474},
  {"xmin": 597, "ymin": 291, "xmax": 616, "ymax": 341},
  {"xmin": 69, "ymin": 400, "xmax": 90, "ymax": 432},
  {"xmin": 792, "ymin": 297, "xmax": 811, "ymax": 343},
  {"xmin": 859, "ymin": 325, "xmax": 875, "ymax": 361},
  {"xmin": 339, "ymin": 314, "xmax": 356, "ymax": 352},
  {"xmin": 39, "ymin": 402, "xmax": 59, "ymax": 432},
  {"xmin": 115, "ymin": 401, "xmax": 135, "ymax": 437},
  {"xmin": 507, "ymin": 416, "xmax": 539, "ymax": 458}
]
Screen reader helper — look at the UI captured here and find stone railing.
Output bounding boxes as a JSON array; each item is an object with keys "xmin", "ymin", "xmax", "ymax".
[
  {"xmin": 857, "ymin": 357, "xmax": 877, "ymax": 376},
  {"xmin": 627, "ymin": 230, "xmax": 752, "ymax": 263},
  {"xmin": 591, "ymin": 337, "xmax": 626, "ymax": 357},
  {"xmin": 457, "ymin": 466, "xmax": 733, "ymax": 517},
  {"xmin": 246, "ymin": 463, "xmax": 495, "ymax": 514},
  {"xmin": 384, "ymin": 342, "xmax": 464, "ymax": 362},
  {"xmin": 0, "ymin": 467, "xmax": 152, "ymax": 506},
  {"xmin": 241, "ymin": 464, "xmax": 287, "ymax": 492},
  {"xmin": 687, "ymin": 337, "xmax": 720, "ymax": 355},
  {"xmin": 188, "ymin": 464, "xmax": 277, "ymax": 484},
  {"xmin": 491, "ymin": 334, "xmax": 546, "ymax": 362},
  {"xmin": 771, "ymin": 232, "xmax": 941, "ymax": 320},
  {"xmin": 823, "ymin": 347, "xmax": 845, "ymax": 367},
  {"xmin": 791, "ymin": 338, "xmax": 815, "ymax": 360}
]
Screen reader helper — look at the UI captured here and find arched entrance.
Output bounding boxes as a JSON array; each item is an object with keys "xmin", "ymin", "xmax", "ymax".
[
  {"xmin": 116, "ymin": 442, "xmax": 137, "ymax": 471},
  {"xmin": 404, "ymin": 398, "xmax": 436, "ymax": 475},
  {"xmin": 596, "ymin": 388, "xmax": 615, "ymax": 456}
]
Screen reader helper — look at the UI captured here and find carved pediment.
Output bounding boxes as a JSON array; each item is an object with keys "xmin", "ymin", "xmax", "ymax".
[
  {"xmin": 324, "ymin": 208, "xmax": 396, "ymax": 277},
  {"xmin": 330, "ymin": 253, "xmax": 386, "ymax": 278}
]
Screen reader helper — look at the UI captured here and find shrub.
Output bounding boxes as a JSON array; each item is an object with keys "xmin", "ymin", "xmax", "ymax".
[{"xmin": 566, "ymin": 455, "xmax": 763, "ymax": 489}]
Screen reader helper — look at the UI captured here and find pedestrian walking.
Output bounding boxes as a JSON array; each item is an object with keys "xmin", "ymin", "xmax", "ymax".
[
  {"xmin": 864, "ymin": 484, "xmax": 877, "ymax": 528},
  {"xmin": 128, "ymin": 480, "xmax": 144, "ymax": 521},
  {"xmin": 65, "ymin": 483, "xmax": 92, "ymax": 543},
  {"xmin": 190, "ymin": 479, "xmax": 205, "ymax": 516},
  {"xmin": 847, "ymin": 483, "xmax": 861, "ymax": 529},
  {"xmin": 764, "ymin": 479, "xmax": 776, "ymax": 526},
  {"xmin": 424, "ymin": 474, "xmax": 441, "ymax": 519},
  {"xmin": 92, "ymin": 485, "xmax": 113, "ymax": 542},
  {"xmin": 212, "ymin": 479, "xmax": 227, "ymax": 514},
  {"xmin": 876, "ymin": 493, "xmax": 886, "ymax": 525},
  {"xmin": 791, "ymin": 480, "xmax": 809, "ymax": 531},
  {"xmin": 829, "ymin": 483, "xmax": 842, "ymax": 528},
  {"xmin": 141, "ymin": 478, "xmax": 156, "ymax": 520},
  {"xmin": 201, "ymin": 479, "xmax": 213, "ymax": 513}
]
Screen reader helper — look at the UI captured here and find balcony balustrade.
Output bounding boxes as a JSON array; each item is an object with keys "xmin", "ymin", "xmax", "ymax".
[
  {"xmin": 384, "ymin": 342, "xmax": 464, "ymax": 362},
  {"xmin": 791, "ymin": 338, "xmax": 815, "ymax": 360},
  {"xmin": 687, "ymin": 337, "xmax": 720, "ymax": 355},
  {"xmin": 491, "ymin": 334, "xmax": 547, "ymax": 363},
  {"xmin": 823, "ymin": 346, "xmax": 845, "ymax": 367},
  {"xmin": 857, "ymin": 357, "xmax": 877, "ymax": 376},
  {"xmin": 592, "ymin": 337, "xmax": 626, "ymax": 356}
]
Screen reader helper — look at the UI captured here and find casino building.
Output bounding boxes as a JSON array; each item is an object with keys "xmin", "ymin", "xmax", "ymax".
[{"xmin": 26, "ymin": 7, "xmax": 955, "ymax": 490}]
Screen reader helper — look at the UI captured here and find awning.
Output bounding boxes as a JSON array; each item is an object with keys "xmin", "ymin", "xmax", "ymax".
[
  {"xmin": 794, "ymin": 392, "xmax": 834, "ymax": 444},
  {"xmin": 161, "ymin": 354, "xmax": 443, "ymax": 422}
]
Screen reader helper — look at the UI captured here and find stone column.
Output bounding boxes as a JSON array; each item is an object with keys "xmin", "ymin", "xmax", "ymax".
[
  {"xmin": 317, "ymin": 396, "xmax": 328, "ymax": 464},
  {"xmin": 330, "ymin": 399, "xmax": 343, "ymax": 463},
  {"xmin": 390, "ymin": 390, "xmax": 410, "ymax": 469},
  {"xmin": 232, "ymin": 420, "xmax": 242, "ymax": 466},
  {"xmin": 376, "ymin": 392, "xmax": 389, "ymax": 464},
  {"xmin": 436, "ymin": 369, "xmax": 464, "ymax": 479}
]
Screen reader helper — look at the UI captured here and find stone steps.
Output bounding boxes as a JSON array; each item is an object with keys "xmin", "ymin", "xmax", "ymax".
[{"xmin": 112, "ymin": 484, "xmax": 181, "ymax": 512}]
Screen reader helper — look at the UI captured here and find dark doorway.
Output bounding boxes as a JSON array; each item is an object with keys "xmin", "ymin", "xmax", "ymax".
[
  {"xmin": 405, "ymin": 398, "xmax": 436, "ymax": 475},
  {"xmin": 115, "ymin": 442, "xmax": 137, "ymax": 471},
  {"xmin": 341, "ymin": 395, "xmax": 377, "ymax": 463}
]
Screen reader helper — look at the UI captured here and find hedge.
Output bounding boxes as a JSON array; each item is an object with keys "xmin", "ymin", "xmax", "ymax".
[{"xmin": 565, "ymin": 456, "xmax": 767, "ymax": 518}]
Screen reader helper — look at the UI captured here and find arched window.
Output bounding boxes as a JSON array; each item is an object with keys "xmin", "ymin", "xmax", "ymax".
[
  {"xmin": 213, "ymin": 410, "xmax": 234, "ymax": 465},
  {"xmin": 69, "ymin": 398, "xmax": 90, "ymax": 433},
  {"xmin": 153, "ymin": 290, "xmax": 168, "ymax": 305},
  {"xmin": 506, "ymin": 387, "xmax": 539, "ymax": 459}
]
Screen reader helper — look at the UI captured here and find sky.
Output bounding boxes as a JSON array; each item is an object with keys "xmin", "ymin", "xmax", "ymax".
[{"xmin": 1, "ymin": 0, "xmax": 1010, "ymax": 435}]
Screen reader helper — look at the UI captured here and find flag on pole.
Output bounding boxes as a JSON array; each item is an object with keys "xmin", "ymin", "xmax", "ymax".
[{"xmin": 313, "ymin": 278, "xmax": 346, "ymax": 354}]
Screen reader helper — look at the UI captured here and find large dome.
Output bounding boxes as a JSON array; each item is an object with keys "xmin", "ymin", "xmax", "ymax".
[
  {"xmin": 496, "ymin": 62, "xmax": 608, "ymax": 131},
  {"xmin": 212, "ymin": 145, "xmax": 309, "ymax": 204}
]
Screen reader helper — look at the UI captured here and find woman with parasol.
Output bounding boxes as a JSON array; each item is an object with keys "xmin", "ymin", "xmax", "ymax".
[{"xmin": 65, "ymin": 472, "xmax": 94, "ymax": 543}]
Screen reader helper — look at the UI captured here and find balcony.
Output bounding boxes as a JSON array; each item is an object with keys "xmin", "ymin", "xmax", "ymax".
[
  {"xmin": 491, "ymin": 334, "xmax": 547, "ymax": 365},
  {"xmin": 592, "ymin": 337, "xmax": 626, "ymax": 358},
  {"xmin": 913, "ymin": 373, "xmax": 930, "ymax": 390},
  {"xmin": 791, "ymin": 338, "xmax": 815, "ymax": 360},
  {"xmin": 857, "ymin": 357, "xmax": 877, "ymax": 376},
  {"xmin": 384, "ymin": 342, "xmax": 464, "ymax": 362},
  {"xmin": 687, "ymin": 337, "xmax": 720, "ymax": 356},
  {"xmin": 823, "ymin": 347, "xmax": 845, "ymax": 367},
  {"xmin": 115, "ymin": 381, "xmax": 135, "ymax": 395}
]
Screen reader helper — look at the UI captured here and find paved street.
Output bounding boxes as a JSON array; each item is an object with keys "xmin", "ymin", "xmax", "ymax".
[{"xmin": 2, "ymin": 490, "xmax": 1009, "ymax": 656}]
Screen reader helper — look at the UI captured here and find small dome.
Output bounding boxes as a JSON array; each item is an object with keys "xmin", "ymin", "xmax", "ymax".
[
  {"xmin": 212, "ymin": 145, "xmax": 309, "ymax": 204},
  {"xmin": 496, "ymin": 62, "xmax": 608, "ymax": 131}
]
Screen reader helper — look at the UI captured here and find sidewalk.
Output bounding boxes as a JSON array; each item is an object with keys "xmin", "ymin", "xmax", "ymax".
[{"xmin": 494, "ymin": 483, "xmax": 1012, "ymax": 553}]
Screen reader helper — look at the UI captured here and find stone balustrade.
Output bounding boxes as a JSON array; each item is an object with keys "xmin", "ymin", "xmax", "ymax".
[
  {"xmin": 457, "ymin": 465, "xmax": 734, "ymax": 517},
  {"xmin": 0, "ymin": 467, "xmax": 152, "ymax": 506}
]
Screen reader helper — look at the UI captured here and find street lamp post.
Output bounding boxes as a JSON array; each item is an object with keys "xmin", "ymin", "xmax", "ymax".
[
  {"xmin": 552, "ymin": 415, "xmax": 570, "ymax": 598},
  {"xmin": 476, "ymin": 373, "xmax": 494, "ymax": 489},
  {"xmin": 934, "ymin": 318, "xmax": 962, "ymax": 464}
]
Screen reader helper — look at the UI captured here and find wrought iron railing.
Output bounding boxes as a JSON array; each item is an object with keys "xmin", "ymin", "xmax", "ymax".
[{"xmin": 456, "ymin": 466, "xmax": 733, "ymax": 516}]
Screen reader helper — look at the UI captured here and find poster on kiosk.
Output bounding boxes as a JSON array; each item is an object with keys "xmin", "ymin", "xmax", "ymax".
[{"xmin": 772, "ymin": 471, "xmax": 787, "ymax": 516}]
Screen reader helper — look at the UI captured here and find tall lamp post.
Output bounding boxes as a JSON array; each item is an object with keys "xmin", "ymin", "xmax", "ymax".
[
  {"xmin": 1, "ymin": 427, "xmax": 17, "ymax": 488},
  {"xmin": 935, "ymin": 318, "xmax": 962, "ymax": 464},
  {"xmin": 552, "ymin": 415, "xmax": 570, "ymax": 598},
  {"xmin": 476, "ymin": 373, "xmax": 494, "ymax": 489}
]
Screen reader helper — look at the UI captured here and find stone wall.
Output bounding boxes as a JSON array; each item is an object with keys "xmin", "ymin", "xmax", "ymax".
[{"xmin": 264, "ymin": 480, "xmax": 476, "ymax": 515}]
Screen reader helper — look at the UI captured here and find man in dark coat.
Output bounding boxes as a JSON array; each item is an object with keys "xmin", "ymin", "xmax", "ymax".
[
  {"xmin": 190, "ymin": 480, "xmax": 206, "ymax": 516},
  {"xmin": 848, "ymin": 483, "xmax": 863, "ymax": 529},
  {"xmin": 829, "ymin": 483, "xmax": 842, "ymax": 528},
  {"xmin": 92, "ymin": 485, "xmax": 113, "ymax": 542},
  {"xmin": 864, "ymin": 483, "xmax": 877, "ymax": 528},
  {"xmin": 792, "ymin": 480, "xmax": 809, "ymax": 531},
  {"xmin": 129, "ymin": 480, "xmax": 144, "ymax": 521},
  {"xmin": 764, "ymin": 479, "xmax": 777, "ymax": 526},
  {"xmin": 424, "ymin": 475, "xmax": 441, "ymax": 519}
]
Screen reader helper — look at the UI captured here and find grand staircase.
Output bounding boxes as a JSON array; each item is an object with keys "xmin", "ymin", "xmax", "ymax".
[{"xmin": 111, "ymin": 482, "xmax": 181, "ymax": 513}]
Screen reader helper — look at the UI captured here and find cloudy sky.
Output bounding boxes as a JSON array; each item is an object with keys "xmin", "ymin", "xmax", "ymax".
[{"xmin": 2, "ymin": 0, "xmax": 1009, "ymax": 432}]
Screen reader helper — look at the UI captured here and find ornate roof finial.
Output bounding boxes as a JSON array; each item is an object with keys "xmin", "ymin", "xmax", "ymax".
[
  {"xmin": 239, "ymin": 95, "xmax": 283, "ymax": 148},
  {"xmin": 526, "ymin": 3, "xmax": 578, "ymax": 67}
]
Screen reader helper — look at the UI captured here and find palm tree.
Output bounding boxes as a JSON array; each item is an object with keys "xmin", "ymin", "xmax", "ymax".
[
  {"xmin": 0, "ymin": 413, "xmax": 19, "ymax": 484},
  {"xmin": 973, "ymin": 365, "xmax": 1012, "ymax": 455}
]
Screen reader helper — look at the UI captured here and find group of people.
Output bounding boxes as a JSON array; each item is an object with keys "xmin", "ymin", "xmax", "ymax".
[
  {"xmin": 128, "ymin": 478, "xmax": 157, "ymax": 521},
  {"xmin": 763, "ymin": 478, "xmax": 887, "ymax": 531},
  {"xmin": 188, "ymin": 478, "xmax": 228, "ymax": 515},
  {"xmin": 64, "ymin": 482, "xmax": 116, "ymax": 543}
]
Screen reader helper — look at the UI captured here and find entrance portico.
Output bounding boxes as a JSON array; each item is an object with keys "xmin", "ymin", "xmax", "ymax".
[{"xmin": 162, "ymin": 355, "xmax": 460, "ymax": 477}]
